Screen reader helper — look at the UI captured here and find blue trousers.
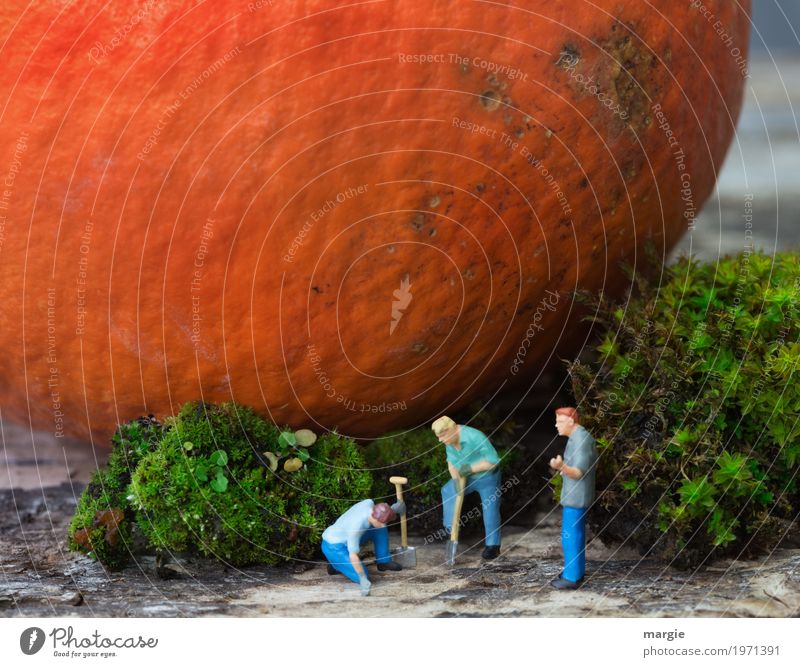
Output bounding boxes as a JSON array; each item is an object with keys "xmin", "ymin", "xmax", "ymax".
[
  {"xmin": 561, "ymin": 506, "xmax": 588, "ymax": 582},
  {"xmin": 441, "ymin": 470, "xmax": 502, "ymax": 547},
  {"xmin": 321, "ymin": 526, "xmax": 392, "ymax": 584}
]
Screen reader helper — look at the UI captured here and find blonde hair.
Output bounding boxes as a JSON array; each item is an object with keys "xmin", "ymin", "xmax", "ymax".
[{"xmin": 431, "ymin": 416, "xmax": 457, "ymax": 435}]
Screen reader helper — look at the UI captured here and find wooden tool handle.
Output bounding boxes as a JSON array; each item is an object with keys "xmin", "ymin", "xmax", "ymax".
[
  {"xmin": 451, "ymin": 477, "xmax": 466, "ymax": 542},
  {"xmin": 391, "ymin": 477, "xmax": 408, "ymax": 548}
]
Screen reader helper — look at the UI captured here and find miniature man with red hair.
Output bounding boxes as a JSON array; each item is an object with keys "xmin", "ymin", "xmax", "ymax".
[
  {"xmin": 550, "ymin": 407, "xmax": 598, "ymax": 589},
  {"xmin": 322, "ymin": 499, "xmax": 405, "ymax": 596}
]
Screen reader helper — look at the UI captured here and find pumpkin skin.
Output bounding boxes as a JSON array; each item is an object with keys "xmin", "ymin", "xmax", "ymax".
[{"xmin": 0, "ymin": 1, "xmax": 749, "ymax": 441}]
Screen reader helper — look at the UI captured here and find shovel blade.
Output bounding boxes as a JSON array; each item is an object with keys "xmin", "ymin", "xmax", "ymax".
[
  {"xmin": 391, "ymin": 546, "xmax": 417, "ymax": 569},
  {"xmin": 445, "ymin": 539, "xmax": 458, "ymax": 566}
]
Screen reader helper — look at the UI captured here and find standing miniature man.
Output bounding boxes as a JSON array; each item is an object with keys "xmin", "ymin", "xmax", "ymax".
[
  {"xmin": 550, "ymin": 407, "xmax": 598, "ymax": 590},
  {"xmin": 321, "ymin": 498, "xmax": 405, "ymax": 596},
  {"xmin": 433, "ymin": 416, "xmax": 502, "ymax": 559}
]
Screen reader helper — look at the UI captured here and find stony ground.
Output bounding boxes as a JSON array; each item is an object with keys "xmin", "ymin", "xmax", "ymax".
[{"xmin": 1, "ymin": 483, "xmax": 798, "ymax": 618}]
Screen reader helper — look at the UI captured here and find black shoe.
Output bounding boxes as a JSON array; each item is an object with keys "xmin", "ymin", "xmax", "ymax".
[
  {"xmin": 377, "ymin": 560, "xmax": 402, "ymax": 572},
  {"xmin": 482, "ymin": 545, "xmax": 501, "ymax": 560},
  {"xmin": 326, "ymin": 564, "xmax": 340, "ymax": 576},
  {"xmin": 550, "ymin": 576, "xmax": 581, "ymax": 590}
]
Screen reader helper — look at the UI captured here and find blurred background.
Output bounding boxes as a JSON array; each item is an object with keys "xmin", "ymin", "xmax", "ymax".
[
  {"xmin": 672, "ymin": 0, "xmax": 800, "ymax": 259},
  {"xmin": 2, "ymin": 1, "xmax": 798, "ymax": 491}
]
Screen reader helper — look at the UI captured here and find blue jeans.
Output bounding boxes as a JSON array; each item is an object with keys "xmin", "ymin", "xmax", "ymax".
[
  {"xmin": 441, "ymin": 470, "xmax": 502, "ymax": 546},
  {"xmin": 321, "ymin": 526, "xmax": 392, "ymax": 584},
  {"xmin": 561, "ymin": 506, "xmax": 588, "ymax": 582}
]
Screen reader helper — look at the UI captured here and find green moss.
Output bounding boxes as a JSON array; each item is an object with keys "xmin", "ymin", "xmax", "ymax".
[
  {"xmin": 68, "ymin": 416, "xmax": 164, "ymax": 570},
  {"xmin": 127, "ymin": 402, "xmax": 371, "ymax": 566},
  {"xmin": 568, "ymin": 251, "xmax": 800, "ymax": 566}
]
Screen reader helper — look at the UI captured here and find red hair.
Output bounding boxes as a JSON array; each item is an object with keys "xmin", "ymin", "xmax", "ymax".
[
  {"xmin": 555, "ymin": 407, "xmax": 580, "ymax": 423},
  {"xmin": 371, "ymin": 503, "xmax": 397, "ymax": 524}
]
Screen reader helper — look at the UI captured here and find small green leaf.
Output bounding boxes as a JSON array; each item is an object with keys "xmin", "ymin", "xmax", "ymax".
[
  {"xmin": 296, "ymin": 448, "xmax": 310, "ymax": 462},
  {"xmin": 713, "ymin": 451, "xmax": 752, "ymax": 487},
  {"xmin": 708, "ymin": 509, "xmax": 737, "ymax": 546},
  {"xmin": 195, "ymin": 464, "xmax": 208, "ymax": 482},
  {"xmin": 210, "ymin": 474, "xmax": 228, "ymax": 493},
  {"xmin": 183, "ymin": 441, "xmax": 194, "ymax": 451},
  {"xmin": 678, "ymin": 477, "xmax": 716, "ymax": 515},
  {"xmin": 597, "ymin": 336, "xmax": 617, "ymax": 358},
  {"xmin": 210, "ymin": 450, "xmax": 228, "ymax": 467},
  {"xmin": 278, "ymin": 431, "xmax": 297, "ymax": 450}
]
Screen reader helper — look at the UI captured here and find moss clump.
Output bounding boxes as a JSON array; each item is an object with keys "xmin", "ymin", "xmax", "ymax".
[
  {"xmin": 128, "ymin": 402, "xmax": 283, "ymax": 565},
  {"xmin": 126, "ymin": 401, "xmax": 371, "ymax": 566},
  {"xmin": 568, "ymin": 251, "xmax": 800, "ymax": 567},
  {"xmin": 68, "ymin": 415, "xmax": 164, "ymax": 570},
  {"xmin": 365, "ymin": 401, "xmax": 522, "ymax": 536}
]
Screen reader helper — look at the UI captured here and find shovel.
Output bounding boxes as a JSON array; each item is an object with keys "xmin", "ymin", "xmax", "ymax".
[
  {"xmin": 445, "ymin": 476, "xmax": 466, "ymax": 566},
  {"xmin": 389, "ymin": 476, "xmax": 416, "ymax": 569}
]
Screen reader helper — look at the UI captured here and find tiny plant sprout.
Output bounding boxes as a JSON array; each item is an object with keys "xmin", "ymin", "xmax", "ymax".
[
  {"xmin": 278, "ymin": 431, "xmax": 297, "ymax": 451},
  {"xmin": 283, "ymin": 457, "xmax": 303, "ymax": 473},
  {"xmin": 210, "ymin": 472, "xmax": 229, "ymax": 493},
  {"xmin": 262, "ymin": 451, "xmax": 279, "ymax": 472},
  {"xmin": 183, "ymin": 441, "xmax": 194, "ymax": 451},
  {"xmin": 294, "ymin": 429, "xmax": 317, "ymax": 447},
  {"xmin": 210, "ymin": 450, "xmax": 228, "ymax": 466}
]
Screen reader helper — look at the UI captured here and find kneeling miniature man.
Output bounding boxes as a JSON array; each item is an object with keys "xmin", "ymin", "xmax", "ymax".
[
  {"xmin": 549, "ymin": 407, "xmax": 598, "ymax": 590},
  {"xmin": 321, "ymin": 499, "xmax": 405, "ymax": 596}
]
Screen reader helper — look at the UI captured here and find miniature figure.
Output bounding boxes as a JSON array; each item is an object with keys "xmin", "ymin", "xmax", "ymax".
[
  {"xmin": 549, "ymin": 407, "xmax": 598, "ymax": 590},
  {"xmin": 432, "ymin": 416, "xmax": 502, "ymax": 560},
  {"xmin": 321, "ymin": 499, "xmax": 406, "ymax": 596}
]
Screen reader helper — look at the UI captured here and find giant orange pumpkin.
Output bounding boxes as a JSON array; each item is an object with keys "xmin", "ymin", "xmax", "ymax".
[{"xmin": 0, "ymin": 1, "xmax": 749, "ymax": 441}]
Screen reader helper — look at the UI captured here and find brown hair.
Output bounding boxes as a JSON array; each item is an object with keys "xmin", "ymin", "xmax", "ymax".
[{"xmin": 555, "ymin": 407, "xmax": 580, "ymax": 423}]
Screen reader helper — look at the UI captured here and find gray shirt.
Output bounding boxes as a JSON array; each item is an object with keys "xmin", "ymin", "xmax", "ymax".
[{"xmin": 560, "ymin": 426, "xmax": 598, "ymax": 509}]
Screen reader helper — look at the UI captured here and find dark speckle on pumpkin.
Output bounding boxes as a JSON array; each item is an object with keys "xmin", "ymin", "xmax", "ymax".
[{"xmin": 479, "ymin": 90, "xmax": 501, "ymax": 111}]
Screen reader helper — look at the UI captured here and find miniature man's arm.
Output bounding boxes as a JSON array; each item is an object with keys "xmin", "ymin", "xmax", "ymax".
[
  {"xmin": 458, "ymin": 439, "xmax": 499, "ymax": 476},
  {"xmin": 349, "ymin": 551, "xmax": 366, "ymax": 576},
  {"xmin": 461, "ymin": 459, "xmax": 497, "ymax": 475},
  {"xmin": 549, "ymin": 455, "xmax": 584, "ymax": 480}
]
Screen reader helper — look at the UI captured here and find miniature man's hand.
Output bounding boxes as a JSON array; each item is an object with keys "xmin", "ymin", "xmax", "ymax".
[
  {"xmin": 549, "ymin": 455, "xmax": 564, "ymax": 471},
  {"xmin": 458, "ymin": 464, "xmax": 473, "ymax": 478},
  {"xmin": 358, "ymin": 573, "xmax": 371, "ymax": 596},
  {"xmin": 391, "ymin": 500, "xmax": 406, "ymax": 516}
]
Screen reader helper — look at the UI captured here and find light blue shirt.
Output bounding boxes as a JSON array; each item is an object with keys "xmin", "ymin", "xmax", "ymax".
[{"xmin": 321, "ymin": 499, "xmax": 374, "ymax": 554}]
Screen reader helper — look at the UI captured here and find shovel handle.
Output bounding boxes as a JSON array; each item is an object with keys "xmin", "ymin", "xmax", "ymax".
[
  {"xmin": 450, "ymin": 476, "xmax": 466, "ymax": 542},
  {"xmin": 390, "ymin": 477, "xmax": 408, "ymax": 548}
]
